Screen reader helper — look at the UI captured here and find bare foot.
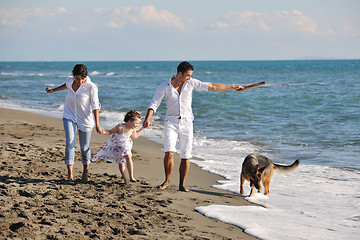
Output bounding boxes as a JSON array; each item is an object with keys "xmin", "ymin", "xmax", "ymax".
[
  {"xmin": 124, "ymin": 179, "xmax": 129, "ymax": 185},
  {"xmin": 67, "ymin": 173, "xmax": 74, "ymax": 181},
  {"xmin": 130, "ymin": 179, "xmax": 137, "ymax": 183},
  {"xmin": 81, "ymin": 170, "xmax": 88, "ymax": 183},
  {"xmin": 179, "ymin": 185, "xmax": 190, "ymax": 192},
  {"xmin": 158, "ymin": 180, "xmax": 171, "ymax": 190}
]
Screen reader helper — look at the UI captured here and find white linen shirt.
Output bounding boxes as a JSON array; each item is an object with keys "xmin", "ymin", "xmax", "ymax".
[
  {"xmin": 63, "ymin": 76, "xmax": 101, "ymax": 132},
  {"xmin": 148, "ymin": 77, "xmax": 209, "ymax": 121}
]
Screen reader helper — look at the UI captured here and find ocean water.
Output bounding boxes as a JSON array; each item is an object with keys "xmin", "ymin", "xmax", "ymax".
[{"xmin": 1, "ymin": 60, "xmax": 359, "ymax": 239}]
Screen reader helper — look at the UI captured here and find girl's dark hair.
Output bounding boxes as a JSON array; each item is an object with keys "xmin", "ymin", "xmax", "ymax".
[
  {"xmin": 72, "ymin": 64, "xmax": 88, "ymax": 77},
  {"xmin": 177, "ymin": 61, "xmax": 194, "ymax": 74},
  {"xmin": 124, "ymin": 110, "xmax": 141, "ymax": 122}
]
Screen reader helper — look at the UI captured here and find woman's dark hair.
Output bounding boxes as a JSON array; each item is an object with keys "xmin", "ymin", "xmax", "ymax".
[
  {"xmin": 177, "ymin": 61, "xmax": 194, "ymax": 74},
  {"xmin": 72, "ymin": 64, "xmax": 88, "ymax": 77},
  {"xmin": 124, "ymin": 110, "xmax": 141, "ymax": 122}
]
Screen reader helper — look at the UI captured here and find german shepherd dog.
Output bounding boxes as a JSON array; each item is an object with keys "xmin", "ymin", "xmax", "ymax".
[{"xmin": 240, "ymin": 153, "xmax": 299, "ymax": 197}]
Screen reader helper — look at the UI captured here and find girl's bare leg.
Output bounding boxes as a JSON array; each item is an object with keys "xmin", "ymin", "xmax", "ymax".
[
  {"xmin": 119, "ymin": 163, "xmax": 129, "ymax": 184},
  {"xmin": 67, "ymin": 165, "xmax": 74, "ymax": 180},
  {"xmin": 126, "ymin": 155, "xmax": 136, "ymax": 182}
]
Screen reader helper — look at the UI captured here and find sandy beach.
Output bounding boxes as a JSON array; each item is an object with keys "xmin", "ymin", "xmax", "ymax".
[{"xmin": 0, "ymin": 107, "xmax": 256, "ymax": 239}]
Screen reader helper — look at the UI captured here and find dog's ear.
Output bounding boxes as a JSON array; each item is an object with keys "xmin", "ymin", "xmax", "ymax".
[{"xmin": 258, "ymin": 167, "xmax": 266, "ymax": 173}]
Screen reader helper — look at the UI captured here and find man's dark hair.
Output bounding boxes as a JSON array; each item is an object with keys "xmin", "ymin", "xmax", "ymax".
[
  {"xmin": 177, "ymin": 61, "xmax": 194, "ymax": 74},
  {"xmin": 72, "ymin": 64, "xmax": 88, "ymax": 77}
]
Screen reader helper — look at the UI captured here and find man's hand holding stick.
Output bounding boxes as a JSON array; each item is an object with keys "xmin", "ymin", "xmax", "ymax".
[{"xmin": 238, "ymin": 81, "xmax": 266, "ymax": 92}]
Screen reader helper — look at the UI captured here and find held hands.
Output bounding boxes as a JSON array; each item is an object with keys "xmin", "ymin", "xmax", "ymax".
[
  {"xmin": 96, "ymin": 125, "xmax": 105, "ymax": 134},
  {"xmin": 143, "ymin": 120, "xmax": 152, "ymax": 129}
]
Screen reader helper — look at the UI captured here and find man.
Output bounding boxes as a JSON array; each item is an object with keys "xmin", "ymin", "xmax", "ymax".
[{"xmin": 143, "ymin": 61, "xmax": 244, "ymax": 192}]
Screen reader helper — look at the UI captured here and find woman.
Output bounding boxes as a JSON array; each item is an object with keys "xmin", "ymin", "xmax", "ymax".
[{"xmin": 46, "ymin": 64, "xmax": 104, "ymax": 182}]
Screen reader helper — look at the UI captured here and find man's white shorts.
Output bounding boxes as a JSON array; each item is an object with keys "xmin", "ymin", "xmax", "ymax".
[{"xmin": 163, "ymin": 117, "xmax": 193, "ymax": 159}]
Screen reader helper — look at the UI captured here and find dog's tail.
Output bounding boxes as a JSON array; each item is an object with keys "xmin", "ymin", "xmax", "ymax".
[{"xmin": 274, "ymin": 159, "xmax": 300, "ymax": 173}]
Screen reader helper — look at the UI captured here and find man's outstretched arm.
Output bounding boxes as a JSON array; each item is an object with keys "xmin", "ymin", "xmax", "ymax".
[{"xmin": 208, "ymin": 83, "xmax": 244, "ymax": 92}]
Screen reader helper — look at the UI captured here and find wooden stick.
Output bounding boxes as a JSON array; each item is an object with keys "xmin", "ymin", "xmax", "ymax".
[{"xmin": 242, "ymin": 81, "xmax": 266, "ymax": 91}]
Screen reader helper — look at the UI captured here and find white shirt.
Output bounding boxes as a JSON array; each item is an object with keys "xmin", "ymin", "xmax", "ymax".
[
  {"xmin": 148, "ymin": 77, "xmax": 209, "ymax": 121},
  {"xmin": 63, "ymin": 76, "xmax": 101, "ymax": 132}
]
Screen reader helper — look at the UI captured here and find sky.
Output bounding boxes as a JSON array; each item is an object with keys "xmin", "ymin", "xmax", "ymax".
[{"xmin": 0, "ymin": 0, "xmax": 359, "ymax": 61}]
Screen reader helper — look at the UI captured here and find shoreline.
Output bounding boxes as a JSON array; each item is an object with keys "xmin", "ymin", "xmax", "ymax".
[{"xmin": 0, "ymin": 107, "xmax": 257, "ymax": 239}]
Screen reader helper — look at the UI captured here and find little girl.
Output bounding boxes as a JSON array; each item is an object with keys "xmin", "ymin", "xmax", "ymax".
[{"xmin": 91, "ymin": 110, "xmax": 144, "ymax": 184}]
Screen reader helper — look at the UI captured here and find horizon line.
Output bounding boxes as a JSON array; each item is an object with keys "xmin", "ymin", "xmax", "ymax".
[{"xmin": 1, "ymin": 58, "xmax": 359, "ymax": 62}]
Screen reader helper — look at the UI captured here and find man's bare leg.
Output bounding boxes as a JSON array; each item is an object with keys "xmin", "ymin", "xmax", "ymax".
[
  {"xmin": 159, "ymin": 152, "xmax": 174, "ymax": 189},
  {"xmin": 179, "ymin": 158, "xmax": 190, "ymax": 192}
]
